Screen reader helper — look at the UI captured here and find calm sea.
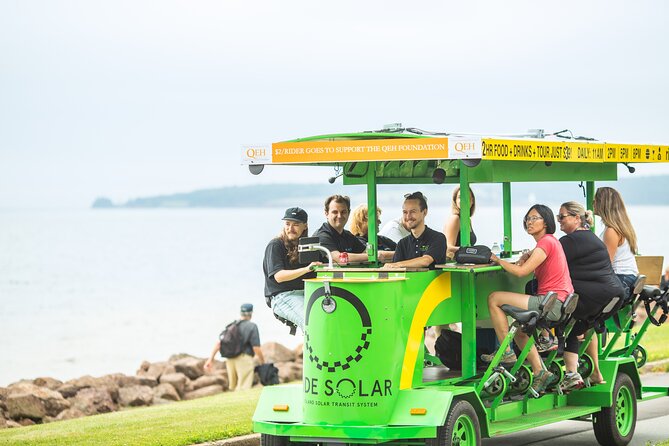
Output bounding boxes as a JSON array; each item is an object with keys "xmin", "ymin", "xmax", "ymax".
[{"xmin": 1, "ymin": 205, "xmax": 668, "ymax": 386}]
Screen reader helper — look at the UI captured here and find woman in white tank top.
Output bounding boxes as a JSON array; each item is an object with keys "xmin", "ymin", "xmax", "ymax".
[{"xmin": 593, "ymin": 187, "xmax": 638, "ymax": 297}]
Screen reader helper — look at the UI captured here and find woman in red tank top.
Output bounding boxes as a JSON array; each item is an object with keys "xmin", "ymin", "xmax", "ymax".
[{"xmin": 481, "ymin": 204, "xmax": 573, "ymax": 394}]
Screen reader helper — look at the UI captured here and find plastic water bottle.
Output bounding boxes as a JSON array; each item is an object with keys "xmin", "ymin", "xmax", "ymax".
[{"xmin": 491, "ymin": 242, "xmax": 501, "ymax": 257}]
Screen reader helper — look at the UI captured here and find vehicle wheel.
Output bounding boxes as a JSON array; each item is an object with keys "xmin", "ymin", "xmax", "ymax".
[
  {"xmin": 592, "ymin": 372, "xmax": 637, "ymax": 446},
  {"xmin": 578, "ymin": 353, "xmax": 594, "ymax": 379},
  {"xmin": 261, "ymin": 434, "xmax": 288, "ymax": 446},
  {"xmin": 427, "ymin": 400, "xmax": 481, "ymax": 446},
  {"xmin": 632, "ymin": 345, "xmax": 647, "ymax": 368}
]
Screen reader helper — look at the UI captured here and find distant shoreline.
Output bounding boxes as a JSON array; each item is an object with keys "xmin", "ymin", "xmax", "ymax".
[{"xmin": 92, "ymin": 176, "xmax": 669, "ymax": 209}]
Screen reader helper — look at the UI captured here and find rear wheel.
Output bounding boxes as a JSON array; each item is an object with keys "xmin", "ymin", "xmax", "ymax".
[
  {"xmin": 592, "ymin": 372, "xmax": 637, "ymax": 446},
  {"xmin": 427, "ymin": 400, "xmax": 481, "ymax": 446}
]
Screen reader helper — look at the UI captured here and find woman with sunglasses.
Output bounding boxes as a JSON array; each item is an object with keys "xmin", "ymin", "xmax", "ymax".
[
  {"xmin": 557, "ymin": 201, "xmax": 624, "ymax": 390},
  {"xmin": 593, "ymin": 187, "xmax": 639, "ymax": 299},
  {"xmin": 482, "ymin": 204, "xmax": 573, "ymax": 394}
]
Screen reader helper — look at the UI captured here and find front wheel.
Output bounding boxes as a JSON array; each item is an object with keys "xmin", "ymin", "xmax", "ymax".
[
  {"xmin": 592, "ymin": 372, "xmax": 637, "ymax": 446},
  {"xmin": 261, "ymin": 434, "xmax": 288, "ymax": 446},
  {"xmin": 427, "ymin": 400, "xmax": 481, "ymax": 446}
]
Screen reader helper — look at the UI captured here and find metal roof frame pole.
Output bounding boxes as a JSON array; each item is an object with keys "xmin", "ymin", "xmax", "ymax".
[
  {"xmin": 503, "ymin": 182, "xmax": 512, "ymax": 254},
  {"xmin": 459, "ymin": 162, "xmax": 477, "ymax": 378},
  {"xmin": 366, "ymin": 162, "xmax": 378, "ymax": 264}
]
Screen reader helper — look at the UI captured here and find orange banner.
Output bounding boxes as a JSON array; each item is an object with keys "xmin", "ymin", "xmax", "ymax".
[{"xmin": 271, "ymin": 138, "xmax": 449, "ymax": 163}]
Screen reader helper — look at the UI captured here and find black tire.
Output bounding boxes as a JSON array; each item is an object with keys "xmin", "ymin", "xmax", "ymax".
[
  {"xmin": 592, "ymin": 372, "xmax": 637, "ymax": 446},
  {"xmin": 261, "ymin": 434, "xmax": 288, "ymax": 446},
  {"xmin": 427, "ymin": 400, "xmax": 481, "ymax": 446}
]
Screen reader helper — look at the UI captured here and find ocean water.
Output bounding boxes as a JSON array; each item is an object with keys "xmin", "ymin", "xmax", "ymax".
[{"xmin": 1, "ymin": 205, "xmax": 668, "ymax": 386}]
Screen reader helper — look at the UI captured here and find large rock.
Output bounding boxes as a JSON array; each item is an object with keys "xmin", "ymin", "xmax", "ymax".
[
  {"xmin": 152, "ymin": 383, "xmax": 180, "ymax": 401},
  {"xmin": 293, "ymin": 343, "xmax": 303, "ymax": 360},
  {"xmin": 275, "ymin": 361, "xmax": 302, "ymax": 383},
  {"xmin": 113, "ymin": 374, "xmax": 158, "ymax": 388},
  {"xmin": 4, "ymin": 419, "xmax": 21, "ymax": 428},
  {"xmin": 71, "ymin": 387, "xmax": 116, "ymax": 415},
  {"xmin": 159, "ymin": 373, "xmax": 188, "ymax": 397},
  {"xmin": 57, "ymin": 375, "xmax": 98, "ymax": 398},
  {"xmin": 118, "ymin": 385, "xmax": 153, "ymax": 407},
  {"xmin": 186, "ymin": 374, "xmax": 226, "ymax": 392},
  {"xmin": 137, "ymin": 362, "xmax": 176, "ymax": 381},
  {"xmin": 55, "ymin": 408, "xmax": 86, "ymax": 421},
  {"xmin": 6, "ymin": 384, "xmax": 70, "ymax": 420},
  {"xmin": 33, "ymin": 377, "xmax": 63, "ymax": 390},
  {"xmin": 262, "ymin": 342, "xmax": 295, "ymax": 363},
  {"xmin": 184, "ymin": 384, "xmax": 223, "ymax": 400},
  {"xmin": 173, "ymin": 357, "xmax": 205, "ymax": 380},
  {"xmin": 168, "ymin": 353, "xmax": 199, "ymax": 363}
]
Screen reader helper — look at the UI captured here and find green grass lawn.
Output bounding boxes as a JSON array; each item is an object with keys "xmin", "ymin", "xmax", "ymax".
[
  {"xmin": 634, "ymin": 317, "xmax": 669, "ymax": 363},
  {"xmin": 0, "ymin": 386, "xmax": 262, "ymax": 446},
  {"xmin": 607, "ymin": 313, "xmax": 669, "ymax": 370},
  {"xmin": 2, "ymin": 322, "xmax": 669, "ymax": 446}
]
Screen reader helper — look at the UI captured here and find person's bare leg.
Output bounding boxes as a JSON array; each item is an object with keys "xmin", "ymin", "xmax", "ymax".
[
  {"xmin": 586, "ymin": 335, "xmax": 605, "ymax": 384},
  {"xmin": 514, "ymin": 331, "xmax": 543, "ymax": 375},
  {"xmin": 487, "ymin": 291, "xmax": 531, "ymax": 347},
  {"xmin": 563, "ymin": 351, "xmax": 578, "ymax": 373}
]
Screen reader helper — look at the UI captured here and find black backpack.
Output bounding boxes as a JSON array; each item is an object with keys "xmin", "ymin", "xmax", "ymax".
[
  {"xmin": 255, "ymin": 363, "xmax": 280, "ymax": 386},
  {"xmin": 435, "ymin": 330, "xmax": 463, "ymax": 370},
  {"xmin": 434, "ymin": 330, "xmax": 489, "ymax": 370},
  {"xmin": 219, "ymin": 320, "xmax": 244, "ymax": 358}
]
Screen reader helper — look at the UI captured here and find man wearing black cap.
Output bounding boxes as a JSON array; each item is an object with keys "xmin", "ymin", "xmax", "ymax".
[
  {"xmin": 204, "ymin": 303, "xmax": 264, "ymax": 391},
  {"xmin": 263, "ymin": 207, "xmax": 322, "ymax": 332}
]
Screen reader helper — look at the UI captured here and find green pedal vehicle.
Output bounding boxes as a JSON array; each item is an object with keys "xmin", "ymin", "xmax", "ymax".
[{"xmin": 242, "ymin": 127, "xmax": 669, "ymax": 446}]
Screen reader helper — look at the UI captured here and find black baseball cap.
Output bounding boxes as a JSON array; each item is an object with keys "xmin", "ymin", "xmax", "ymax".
[
  {"xmin": 240, "ymin": 303, "xmax": 254, "ymax": 313},
  {"xmin": 282, "ymin": 207, "xmax": 308, "ymax": 223}
]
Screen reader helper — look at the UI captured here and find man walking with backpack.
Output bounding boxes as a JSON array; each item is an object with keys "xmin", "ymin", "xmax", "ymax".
[{"xmin": 204, "ymin": 303, "xmax": 265, "ymax": 391}]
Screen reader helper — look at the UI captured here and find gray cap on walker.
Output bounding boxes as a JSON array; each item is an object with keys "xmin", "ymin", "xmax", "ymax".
[{"xmin": 240, "ymin": 303, "xmax": 254, "ymax": 313}]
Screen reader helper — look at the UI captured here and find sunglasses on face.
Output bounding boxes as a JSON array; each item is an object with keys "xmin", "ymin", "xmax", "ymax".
[{"xmin": 556, "ymin": 213, "xmax": 574, "ymax": 221}]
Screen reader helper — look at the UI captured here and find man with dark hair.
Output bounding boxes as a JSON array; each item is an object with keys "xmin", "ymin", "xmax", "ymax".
[
  {"xmin": 204, "ymin": 303, "xmax": 265, "ymax": 391},
  {"xmin": 313, "ymin": 194, "xmax": 368, "ymax": 264},
  {"xmin": 263, "ymin": 207, "xmax": 321, "ymax": 331},
  {"xmin": 384, "ymin": 192, "xmax": 446, "ymax": 269}
]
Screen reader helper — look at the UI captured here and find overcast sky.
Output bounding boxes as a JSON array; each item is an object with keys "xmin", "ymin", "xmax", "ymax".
[{"xmin": 1, "ymin": 0, "xmax": 668, "ymax": 208}]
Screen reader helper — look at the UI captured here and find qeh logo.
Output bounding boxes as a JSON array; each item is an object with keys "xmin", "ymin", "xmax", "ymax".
[{"xmin": 450, "ymin": 138, "xmax": 481, "ymax": 158}]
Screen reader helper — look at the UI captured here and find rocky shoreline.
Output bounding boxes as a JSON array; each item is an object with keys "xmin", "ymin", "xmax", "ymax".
[{"xmin": 0, "ymin": 342, "xmax": 302, "ymax": 429}]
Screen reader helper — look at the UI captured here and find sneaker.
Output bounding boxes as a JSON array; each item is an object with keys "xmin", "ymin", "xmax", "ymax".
[
  {"xmin": 531, "ymin": 370, "xmax": 557, "ymax": 394},
  {"xmin": 561, "ymin": 372, "xmax": 585, "ymax": 391},
  {"xmin": 536, "ymin": 335, "xmax": 558, "ymax": 353},
  {"xmin": 480, "ymin": 349, "xmax": 518, "ymax": 364}
]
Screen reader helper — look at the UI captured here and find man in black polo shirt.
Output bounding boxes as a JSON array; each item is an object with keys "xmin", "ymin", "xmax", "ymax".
[
  {"xmin": 263, "ymin": 207, "xmax": 322, "ymax": 331},
  {"xmin": 313, "ymin": 195, "xmax": 394, "ymax": 264},
  {"xmin": 384, "ymin": 192, "xmax": 447, "ymax": 269},
  {"xmin": 312, "ymin": 194, "xmax": 367, "ymax": 264}
]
